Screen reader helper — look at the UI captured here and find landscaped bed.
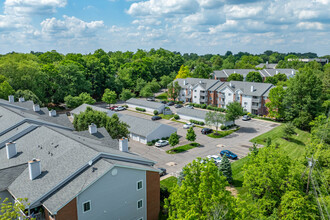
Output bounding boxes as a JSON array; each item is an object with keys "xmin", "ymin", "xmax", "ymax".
[
  {"xmin": 207, "ymin": 127, "xmax": 240, "ymax": 138},
  {"xmin": 166, "ymin": 142, "xmax": 200, "ymax": 154}
]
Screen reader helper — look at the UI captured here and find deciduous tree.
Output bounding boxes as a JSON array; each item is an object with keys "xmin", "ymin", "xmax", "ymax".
[
  {"xmin": 219, "ymin": 155, "xmax": 233, "ymax": 184},
  {"xmin": 265, "ymin": 86, "xmax": 286, "ymax": 120},
  {"xmin": 225, "ymin": 102, "xmax": 243, "ymax": 124},
  {"xmin": 227, "ymin": 73, "xmax": 243, "ymax": 82},
  {"xmin": 246, "ymin": 71, "xmax": 263, "ymax": 82},
  {"xmin": 205, "ymin": 111, "xmax": 226, "ymax": 133},
  {"xmin": 102, "ymin": 89, "xmax": 117, "ymax": 107},
  {"xmin": 119, "ymin": 89, "xmax": 135, "ymax": 101},
  {"xmin": 186, "ymin": 127, "xmax": 196, "ymax": 142},
  {"xmin": 168, "ymin": 132, "xmax": 179, "ymax": 147},
  {"xmin": 0, "ymin": 81, "xmax": 15, "ymax": 100},
  {"xmin": 175, "ymin": 65, "xmax": 191, "ymax": 79}
]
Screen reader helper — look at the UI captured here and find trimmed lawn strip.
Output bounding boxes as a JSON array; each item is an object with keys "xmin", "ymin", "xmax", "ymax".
[
  {"xmin": 160, "ymin": 176, "xmax": 177, "ymax": 191},
  {"xmin": 156, "ymin": 93, "xmax": 168, "ymax": 100},
  {"xmin": 232, "ymin": 125, "xmax": 311, "ymax": 196},
  {"xmin": 166, "ymin": 142, "xmax": 200, "ymax": 154},
  {"xmin": 158, "ymin": 114, "xmax": 174, "ymax": 120},
  {"xmin": 207, "ymin": 127, "xmax": 240, "ymax": 138}
]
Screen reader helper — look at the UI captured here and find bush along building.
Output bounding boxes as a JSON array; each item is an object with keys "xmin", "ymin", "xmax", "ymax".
[
  {"xmin": 174, "ymin": 78, "xmax": 274, "ymax": 115},
  {"xmin": 0, "ymin": 97, "xmax": 160, "ymax": 220}
]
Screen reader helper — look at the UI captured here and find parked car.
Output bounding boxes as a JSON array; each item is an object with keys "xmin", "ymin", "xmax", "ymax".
[
  {"xmin": 108, "ymin": 106, "xmax": 118, "ymax": 111},
  {"xmin": 207, "ymin": 155, "xmax": 222, "ymax": 164},
  {"xmin": 175, "ymin": 104, "xmax": 183, "ymax": 108},
  {"xmin": 114, "ymin": 106, "xmax": 126, "ymax": 111},
  {"xmin": 155, "ymin": 140, "xmax": 169, "ymax": 147},
  {"xmin": 160, "ymin": 100, "xmax": 167, "ymax": 104},
  {"xmin": 220, "ymin": 150, "xmax": 238, "ymax": 160},
  {"xmin": 147, "ymin": 97, "xmax": 155, "ymax": 101},
  {"xmin": 201, "ymin": 128, "xmax": 213, "ymax": 134},
  {"xmin": 151, "ymin": 116, "xmax": 162, "ymax": 121},
  {"xmin": 183, "ymin": 122, "xmax": 194, "ymax": 129},
  {"xmin": 185, "ymin": 105, "xmax": 194, "ymax": 109},
  {"xmin": 167, "ymin": 101, "xmax": 175, "ymax": 106},
  {"xmin": 159, "ymin": 168, "xmax": 167, "ymax": 176},
  {"xmin": 242, "ymin": 115, "xmax": 251, "ymax": 121}
]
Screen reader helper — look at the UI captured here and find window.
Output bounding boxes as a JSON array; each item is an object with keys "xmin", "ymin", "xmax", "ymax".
[
  {"xmin": 83, "ymin": 201, "xmax": 91, "ymax": 213},
  {"xmin": 182, "ymin": 94, "xmax": 185, "ymax": 96},
  {"xmin": 228, "ymin": 93, "xmax": 231, "ymax": 96},
  {"xmin": 194, "ymin": 90, "xmax": 197, "ymax": 92},
  {"xmin": 137, "ymin": 180, "xmax": 143, "ymax": 190},
  {"xmin": 137, "ymin": 199, "xmax": 143, "ymax": 209},
  {"xmin": 194, "ymin": 96, "xmax": 196, "ymax": 98},
  {"xmin": 244, "ymin": 102, "xmax": 247, "ymax": 105}
]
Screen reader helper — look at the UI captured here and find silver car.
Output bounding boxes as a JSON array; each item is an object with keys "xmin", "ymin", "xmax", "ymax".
[{"xmin": 155, "ymin": 140, "xmax": 169, "ymax": 147}]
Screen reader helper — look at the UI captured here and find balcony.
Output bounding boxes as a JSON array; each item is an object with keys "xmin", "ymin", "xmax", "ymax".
[
  {"xmin": 252, "ymin": 98, "xmax": 260, "ymax": 102},
  {"xmin": 251, "ymin": 105, "xmax": 259, "ymax": 110}
]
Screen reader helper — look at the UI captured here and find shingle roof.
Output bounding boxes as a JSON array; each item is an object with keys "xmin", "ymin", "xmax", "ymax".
[
  {"xmin": 217, "ymin": 81, "xmax": 274, "ymax": 96},
  {"xmin": 126, "ymin": 98, "xmax": 165, "ymax": 109},
  {"xmin": 176, "ymin": 108, "xmax": 209, "ymax": 120},
  {"xmin": 0, "ymin": 164, "xmax": 27, "ymax": 191},
  {"xmin": 260, "ymin": 69, "xmax": 297, "ymax": 77},
  {"xmin": 0, "ymin": 102, "xmax": 157, "ymax": 214},
  {"xmin": 213, "ymin": 69, "xmax": 297, "ymax": 79},
  {"xmin": 173, "ymin": 78, "xmax": 219, "ymax": 90},
  {"xmin": 255, "ymin": 63, "xmax": 278, "ymax": 69}
]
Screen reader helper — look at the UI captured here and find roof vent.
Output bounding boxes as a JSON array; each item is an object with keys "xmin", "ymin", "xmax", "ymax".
[
  {"xmin": 183, "ymin": 80, "xmax": 186, "ymax": 85},
  {"xmin": 88, "ymin": 123, "xmax": 97, "ymax": 134},
  {"xmin": 18, "ymin": 97, "xmax": 25, "ymax": 102},
  {"xmin": 33, "ymin": 104, "xmax": 40, "ymax": 112},
  {"xmin": 28, "ymin": 159, "xmax": 41, "ymax": 180},
  {"xmin": 229, "ymin": 82, "xmax": 232, "ymax": 87},
  {"xmin": 49, "ymin": 109, "xmax": 56, "ymax": 117},
  {"xmin": 199, "ymin": 80, "xmax": 202, "ymax": 84},
  {"xmin": 6, "ymin": 142, "xmax": 17, "ymax": 159},
  {"xmin": 276, "ymin": 70, "xmax": 278, "ymax": 75},
  {"xmin": 251, "ymin": 85, "xmax": 255, "ymax": 92},
  {"xmin": 8, "ymin": 95, "xmax": 14, "ymax": 103},
  {"xmin": 119, "ymin": 138, "xmax": 128, "ymax": 152},
  {"xmin": 291, "ymin": 70, "xmax": 294, "ymax": 75},
  {"xmin": 234, "ymin": 70, "xmax": 236, "ymax": 73}
]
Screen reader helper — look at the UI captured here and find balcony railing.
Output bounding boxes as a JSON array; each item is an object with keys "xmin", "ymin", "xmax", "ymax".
[
  {"xmin": 252, "ymin": 98, "xmax": 260, "ymax": 102},
  {"xmin": 251, "ymin": 105, "xmax": 259, "ymax": 109}
]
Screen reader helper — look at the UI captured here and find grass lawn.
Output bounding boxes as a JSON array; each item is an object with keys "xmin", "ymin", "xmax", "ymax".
[
  {"xmin": 207, "ymin": 127, "xmax": 240, "ymax": 138},
  {"xmin": 166, "ymin": 142, "xmax": 200, "ymax": 154},
  {"xmin": 231, "ymin": 124, "xmax": 311, "ymax": 195},
  {"xmin": 158, "ymin": 114, "xmax": 174, "ymax": 120},
  {"xmin": 160, "ymin": 176, "xmax": 178, "ymax": 191},
  {"xmin": 156, "ymin": 93, "xmax": 168, "ymax": 100}
]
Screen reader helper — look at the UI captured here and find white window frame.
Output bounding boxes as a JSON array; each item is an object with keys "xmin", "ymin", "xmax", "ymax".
[
  {"xmin": 137, "ymin": 180, "xmax": 143, "ymax": 191},
  {"xmin": 82, "ymin": 200, "xmax": 91, "ymax": 213},
  {"xmin": 137, "ymin": 199, "xmax": 143, "ymax": 210}
]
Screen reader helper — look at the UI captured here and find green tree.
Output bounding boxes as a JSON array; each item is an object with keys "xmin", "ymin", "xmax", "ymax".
[
  {"xmin": 175, "ymin": 65, "xmax": 191, "ymax": 79},
  {"xmin": 159, "ymin": 75, "xmax": 173, "ymax": 88},
  {"xmin": 105, "ymin": 114, "xmax": 130, "ymax": 139},
  {"xmin": 192, "ymin": 63, "xmax": 212, "ymax": 78},
  {"xmin": 102, "ymin": 89, "xmax": 117, "ymax": 107},
  {"xmin": 246, "ymin": 71, "xmax": 263, "ymax": 82},
  {"xmin": 167, "ymin": 81, "xmax": 181, "ymax": 101},
  {"xmin": 186, "ymin": 127, "xmax": 196, "ymax": 142},
  {"xmin": 0, "ymin": 81, "xmax": 15, "ymax": 100},
  {"xmin": 168, "ymin": 132, "xmax": 179, "ymax": 147},
  {"xmin": 119, "ymin": 88, "xmax": 135, "ymax": 101},
  {"xmin": 0, "ymin": 197, "xmax": 32, "ymax": 220},
  {"xmin": 265, "ymin": 86, "xmax": 286, "ymax": 120},
  {"xmin": 282, "ymin": 122, "xmax": 296, "ymax": 140},
  {"xmin": 64, "ymin": 92, "xmax": 95, "ymax": 108},
  {"xmin": 165, "ymin": 159, "xmax": 235, "ymax": 219},
  {"xmin": 205, "ymin": 111, "xmax": 226, "ymax": 134},
  {"xmin": 14, "ymin": 89, "xmax": 41, "ymax": 105},
  {"xmin": 283, "ymin": 68, "xmax": 323, "ymax": 130},
  {"xmin": 264, "ymin": 73, "xmax": 287, "ymax": 85},
  {"xmin": 225, "ymin": 102, "xmax": 243, "ymax": 124},
  {"xmin": 135, "ymin": 78, "xmax": 147, "ymax": 92},
  {"xmin": 139, "ymin": 85, "xmax": 153, "ymax": 97},
  {"xmin": 235, "ymin": 55, "xmax": 262, "ymax": 69},
  {"xmin": 219, "ymin": 155, "xmax": 233, "ymax": 184},
  {"xmin": 227, "ymin": 73, "xmax": 243, "ymax": 81}
]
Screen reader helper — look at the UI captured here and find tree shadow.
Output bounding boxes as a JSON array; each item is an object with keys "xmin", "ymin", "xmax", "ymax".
[
  {"xmin": 288, "ymin": 137, "xmax": 305, "ymax": 146},
  {"xmin": 236, "ymin": 127, "xmax": 258, "ymax": 133},
  {"xmin": 232, "ymin": 179, "xmax": 243, "ymax": 188}
]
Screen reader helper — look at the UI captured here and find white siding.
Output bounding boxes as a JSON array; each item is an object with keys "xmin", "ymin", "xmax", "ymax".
[
  {"xmin": 242, "ymin": 95, "xmax": 252, "ymax": 113},
  {"xmin": 192, "ymin": 84, "xmax": 205, "ymax": 104},
  {"xmin": 177, "ymin": 114, "xmax": 204, "ymax": 123},
  {"xmin": 179, "ymin": 89, "xmax": 187, "ymax": 102}
]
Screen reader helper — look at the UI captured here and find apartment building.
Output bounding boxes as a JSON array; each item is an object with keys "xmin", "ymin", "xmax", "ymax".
[
  {"xmin": 173, "ymin": 78, "xmax": 274, "ymax": 115},
  {"xmin": 0, "ymin": 97, "xmax": 160, "ymax": 220}
]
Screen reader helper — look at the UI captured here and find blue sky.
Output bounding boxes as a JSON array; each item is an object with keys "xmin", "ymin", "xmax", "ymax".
[{"xmin": 0, "ymin": 0, "xmax": 329, "ymax": 55}]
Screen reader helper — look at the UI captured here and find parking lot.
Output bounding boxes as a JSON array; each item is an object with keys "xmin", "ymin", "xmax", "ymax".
[{"xmin": 119, "ymin": 108, "xmax": 279, "ymax": 177}]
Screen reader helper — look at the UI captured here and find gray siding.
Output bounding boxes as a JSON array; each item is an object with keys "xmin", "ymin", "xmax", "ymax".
[
  {"xmin": 77, "ymin": 167, "xmax": 146, "ymax": 220},
  {"xmin": 146, "ymin": 125, "xmax": 177, "ymax": 142}
]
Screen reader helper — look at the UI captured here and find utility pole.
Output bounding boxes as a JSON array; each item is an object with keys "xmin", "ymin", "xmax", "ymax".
[{"xmin": 306, "ymin": 155, "xmax": 317, "ymax": 194}]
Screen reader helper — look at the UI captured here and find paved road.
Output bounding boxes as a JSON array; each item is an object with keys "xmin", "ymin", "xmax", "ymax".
[{"xmin": 118, "ymin": 108, "xmax": 279, "ymax": 177}]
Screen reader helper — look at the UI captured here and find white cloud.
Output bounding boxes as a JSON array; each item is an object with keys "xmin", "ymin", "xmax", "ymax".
[
  {"xmin": 297, "ymin": 21, "xmax": 324, "ymax": 30},
  {"xmin": 40, "ymin": 15, "xmax": 104, "ymax": 38},
  {"xmin": 225, "ymin": 5, "xmax": 263, "ymax": 19}
]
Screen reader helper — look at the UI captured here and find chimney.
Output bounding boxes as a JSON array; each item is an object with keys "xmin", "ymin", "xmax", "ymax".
[
  {"xmin": 276, "ymin": 70, "xmax": 278, "ymax": 75},
  {"xmin": 234, "ymin": 70, "xmax": 236, "ymax": 73},
  {"xmin": 229, "ymin": 82, "xmax": 232, "ymax": 87},
  {"xmin": 251, "ymin": 85, "xmax": 254, "ymax": 92},
  {"xmin": 119, "ymin": 138, "xmax": 128, "ymax": 152},
  {"xmin": 33, "ymin": 104, "xmax": 40, "ymax": 112},
  {"xmin": 8, "ymin": 95, "xmax": 14, "ymax": 103},
  {"xmin": 199, "ymin": 80, "xmax": 202, "ymax": 84},
  {"xmin": 28, "ymin": 159, "xmax": 41, "ymax": 180},
  {"xmin": 266, "ymin": 61, "xmax": 269, "ymax": 65},
  {"xmin": 49, "ymin": 109, "xmax": 56, "ymax": 117},
  {"xmin": 6, "ymin": 142, "xmax": 17, "ymax": 159},
  {"xmin": 291, "ymin": 70, "xmax": 294, "ymax": 75},
  {"xmin": 18, "ymin": 97, "xmax": 25, "ymax": 102},
  {"xmin": 88, "ymin": 123, "xmax": 97, "ymax": 134},
  {"xmin": 183, "ymin": 80, "xmax": 186, "ymax": 85}
]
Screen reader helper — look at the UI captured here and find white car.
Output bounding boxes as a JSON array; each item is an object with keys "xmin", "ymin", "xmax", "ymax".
[
  {"xmin": 185, "ymin": 105, "xmax": 194, "ymax": 109},
  {"xmin": 155, "ymin": 140, "xmax": 169, "ymax": 147},
  {"xmin": 207, "ymin": 155, "xmax": 222, "ymax": 164},
  {"xmin": 114, "ymin": 106, "xmax": 126, "ymax": 111},
  {"xmin": 183, "ymin": 122, "xmax": 194, "ymax": 129}
]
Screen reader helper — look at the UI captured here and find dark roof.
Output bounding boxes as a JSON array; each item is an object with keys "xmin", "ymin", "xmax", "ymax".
[{"xmin": 217, "ymin": 81, "xmax": 274, "ymax": 96}]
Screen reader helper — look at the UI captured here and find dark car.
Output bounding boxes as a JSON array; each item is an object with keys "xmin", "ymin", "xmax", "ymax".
[
  {"xmin": 159, "ymin": 168, "xmax": 167, "ymax": 176},
  {"xmin": 151, "ymin": 116, "xmax": 162, "ymax": 121},
  {"xmin": 220, "ymin": 150, "xmax": 238, "ymax": 159},
  {"xmin": 167, "ymin": 101, "xmax": 175, "ymax": 106},
  {"xmin": 175, "ymin": 104, "xmax": 183, "ymax": 108},
  {"xmin": 201, "ymin": 128, "xmax": 213, "ymax": 134},
  {"xmin": 242, "ymin": 115, "xmax": 251, "ymax": 121},
  {"xmin": 160, "ymin": 100, "xmax": 167, "ymax": 104}
]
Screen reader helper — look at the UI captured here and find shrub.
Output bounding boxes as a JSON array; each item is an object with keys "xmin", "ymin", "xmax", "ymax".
[
  {"xmin": 207, "ymin": 105, "xmax": 214, "ymax": 110},
  {"xmin": 250, "ymin": 114, "xmax": 257, "ymax": 118},
  {"xmin": 154, "ymin": 110, "xmax": 159, "ymax": 115},
  {"xmin": 147, "ymin": 142, "xmax": 153, "ymax": 146},
  {"xmin": 189, "ymin": 119, "xmax": 205, "ymax": 126},
  {"xmin": 123, "ymin": 105, "xmax": 128, "ymax": 108},
  {"xmin": 201, "ymin": 104, "xmax": 207, "ymax": 109},
  {"xmin": 174, "ymin": 114, "xmax": 180, "ymax": 120},
  {"xmin": 152, "ymin": 139, "xmax": 160, "ymax": 144},
  {"xmin": 189, "ymin": 103, "xmax": 194, "ymax": 106},
  {"xmin": 161, "ymin": 136, "xmax": 169, "ymax": 140},
  {"xmin": 221, "ymin": 125, "xmax": 226, "ymax": 130},
  {"xmin": 136, "ymin": 107, "xmax": 146, "ymax": 112}
]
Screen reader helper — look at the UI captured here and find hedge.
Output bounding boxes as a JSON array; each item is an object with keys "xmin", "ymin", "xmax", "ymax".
[
  {"xmin": 154, "ymin": 110, "xmax": 159, "ymax": 115},
  {"xmin": 136, "ymin": 107, "xmax": 146, "ymax": 112},
  {"xmin": 173, "ymin": 114, "xmax": 180, "ymax": 120},
  {"xmin": 189, "ymin": 119, "xmax": 205, "ymax": 125}
]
